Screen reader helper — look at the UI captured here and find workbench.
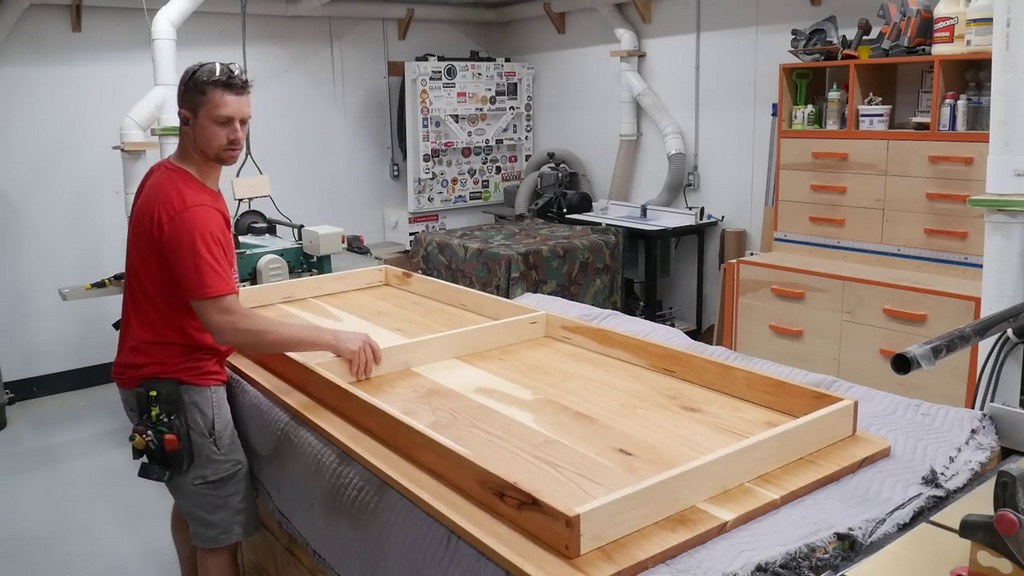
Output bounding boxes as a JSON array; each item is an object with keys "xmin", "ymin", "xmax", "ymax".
[{"xmin": 227, "ymin": 283, "xmax": 998, "ymax": 576}]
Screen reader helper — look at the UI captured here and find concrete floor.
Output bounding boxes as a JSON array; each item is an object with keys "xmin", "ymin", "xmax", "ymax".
[{"xmin": 0, "ymin": 383, "xmax": 179, "ymax": 576}]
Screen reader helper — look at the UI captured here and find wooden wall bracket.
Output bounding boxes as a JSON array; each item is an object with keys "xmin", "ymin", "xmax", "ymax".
[
  {"xmin": 399, "ymin": 8, "xmax": 414, "ymax": 41},
  {"xmin": 631, "ymin": 0, "xmax": 651, "ymax": 24},
  {"xmin": 543, "ymin": 2, "xmax": 566, "ymax": 35},
  {"xmin": 610, "ymin": 50, "xmax": 646, "ymax": 58},
  {"xmin": 70, "ymin": 0, "xmax": 82, "ymax": 32},
  {"xmin": 810, "ymin": 0, "xmax": 822, "ymax": 5}
]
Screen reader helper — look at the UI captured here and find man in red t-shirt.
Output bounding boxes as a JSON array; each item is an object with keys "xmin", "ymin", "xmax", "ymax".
[{"xmin": 112, "ymin": 61, "xmax": 381, "ymax": 576}]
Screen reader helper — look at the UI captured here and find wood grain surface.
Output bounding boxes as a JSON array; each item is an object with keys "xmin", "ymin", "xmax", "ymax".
[{"xmin": 233, "ymin": 267, "xmax": 876, "ymax": 560}]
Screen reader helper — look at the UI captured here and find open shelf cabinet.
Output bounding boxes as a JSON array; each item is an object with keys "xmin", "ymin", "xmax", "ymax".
[{"xmin": 779, "ymin": 53, "xmax": 992, "ymax": 143}]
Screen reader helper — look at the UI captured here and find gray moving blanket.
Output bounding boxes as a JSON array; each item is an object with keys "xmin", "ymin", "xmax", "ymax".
[{"xmin": 228, "ymin": 293, "xmax": 999, "ymax": 576}]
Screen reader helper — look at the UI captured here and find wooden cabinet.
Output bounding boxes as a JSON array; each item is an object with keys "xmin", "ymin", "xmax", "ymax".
[
  {"xmin": 726, "ymin": 253, "xmax": 981, "ymax": 408},
  {"xmin": 728, "ymin": 55, "xmax": 991, "ymax": 408},
  {"xmin": 775, "ymin": 138, "xmax": 988, "ymax": 255}
]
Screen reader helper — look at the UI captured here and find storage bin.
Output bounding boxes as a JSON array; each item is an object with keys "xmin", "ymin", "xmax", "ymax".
[{"xmin": 858, "ymin": 105, "xmax": 893, "ymax": 130}]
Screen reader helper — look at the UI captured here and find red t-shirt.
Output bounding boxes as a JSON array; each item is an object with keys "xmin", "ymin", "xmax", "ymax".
[{"xmin": 112, "ymin": 159, "xmax": 239, "ymax": 390}]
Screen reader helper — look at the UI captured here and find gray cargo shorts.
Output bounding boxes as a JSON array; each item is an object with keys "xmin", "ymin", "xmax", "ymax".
[{"xmin": 119, "ymin": 383, "xmax": 260, "ymax": 549}]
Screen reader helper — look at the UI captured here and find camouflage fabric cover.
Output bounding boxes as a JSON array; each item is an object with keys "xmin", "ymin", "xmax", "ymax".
[{"xmin": 409, "ymin": 219, "xmax": 624, "ymax": 310}]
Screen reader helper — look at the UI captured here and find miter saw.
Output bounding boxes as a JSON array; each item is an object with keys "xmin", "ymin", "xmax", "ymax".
[{"xmin": 891, "ymin": 303, "xmax": 1024, "ymax": 573}]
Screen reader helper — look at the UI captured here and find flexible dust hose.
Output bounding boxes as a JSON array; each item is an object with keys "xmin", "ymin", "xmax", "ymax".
[
  {"xmin": 608, "ymin": 138, "xmax": 636, "ymax": 202},
  {"xmin": 513, "ymin": 171, "xmax": 542, "ymax": 215},
  {"xmin": 645, "ymin": 152, "xmax": 688, "ymax": 207},
  {"xmin": 514, "ymin": 148, "xmax": 594, "ymax": 214},
  {"xmin": 890, "ymin": 300, "xmax": 1024, "ymax": 376}
]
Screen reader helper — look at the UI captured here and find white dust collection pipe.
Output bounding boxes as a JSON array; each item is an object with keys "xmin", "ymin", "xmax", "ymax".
[
  {"xmin": 598, "ymin": 4, "xmax": 687, "ymax": 207},
  {"xmin": 0, "ymin": 0, "xmax": 31, "ymax": 49},
  {"xmin": 599, "ymin": 4, "xmax": 638, "ymax": 202},
  {"xmin": 29, "ymin": 0, "xmax": 503, "ymax": 22},
  {"xmin": 979, "ymin": 0, "xmax": 1024, "ymax": 410},
  {"xmin": 118, "ymin": 0, "xmax": 204, "ymax": 217}
]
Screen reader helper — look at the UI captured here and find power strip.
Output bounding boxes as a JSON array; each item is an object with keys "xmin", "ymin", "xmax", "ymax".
[{"xmin": 773, "ymin": 232, "xmax": 983, "ymax": 268}]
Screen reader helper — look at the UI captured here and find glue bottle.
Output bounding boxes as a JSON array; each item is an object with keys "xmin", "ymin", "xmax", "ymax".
[
  {"xmin": 932, "ymin": 0, "xmax": 968, "ymax": 55},
  {"xmin": 966, "ymin": 0, "xmax": 994, "ymax": 53},
  {"xmin": 826, "ymin": 83, "xmax": 842, "ymax": 130}
]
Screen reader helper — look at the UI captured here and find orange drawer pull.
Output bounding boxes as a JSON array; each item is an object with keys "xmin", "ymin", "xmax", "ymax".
[
  {"xmin": 924, "ymin": 227, "xmax": 969, "ymax": 239},
  {"xmin": 770, "ymin": 285, "xmax": 806, "ymax": 300},
  {"xmin": 883, "ymin": 306, "xmax": 928, "ymax": 323},
  {"xmin": 928, "ymin": 154, "xmax": 975, "ymax": 165},
  {"xmin": 810, "ymin": 183, "xmax": 848, "ymax": 194},
  {"xmin": 808, "ymin": 215, "xmax": 846, "ymax": 226},
  {"xmin": 879, "ymin": 347, "xmax": 897, "ymax": 359},
  {"xmin": 812, "ymin": 151, "xmax": 849, "ymax": 160},
  {"xmin": 925, "ymin": 191, "xmax": 971, "ymax": 203},
  {"xmin": 768, "ymin": 323, "xmax": 804, "ymax": 338}
]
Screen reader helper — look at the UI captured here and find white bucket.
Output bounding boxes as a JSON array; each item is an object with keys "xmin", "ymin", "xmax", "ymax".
[{"xmin": 858, "ymin": 105, "xmax": 893, "ymax": 130}]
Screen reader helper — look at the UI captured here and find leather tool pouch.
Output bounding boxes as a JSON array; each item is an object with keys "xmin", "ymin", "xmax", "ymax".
[{"xmin": 130, "ymin": 379, "xmax": 195, "ymax": 482}]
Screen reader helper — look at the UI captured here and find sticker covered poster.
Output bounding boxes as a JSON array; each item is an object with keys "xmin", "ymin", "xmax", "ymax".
[{"xmin": 405, "ymin": 60, "xmax": 535, "ymax": 213}]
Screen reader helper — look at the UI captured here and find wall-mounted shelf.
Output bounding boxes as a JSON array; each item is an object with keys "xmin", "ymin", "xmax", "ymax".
[{"xmin": 780, "ymin": 53, "xmax": 992, "ymax": 143}]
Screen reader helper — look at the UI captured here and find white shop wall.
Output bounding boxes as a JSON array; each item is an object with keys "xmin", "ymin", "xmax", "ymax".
[
  {"xmin": 496, "ymin": 0, "xmax": 884, "ymax": 330},
  {"xmin": 0, "ymin": 0, "xmax": 886, "ymax": 382},
  {"xmin": 0, "ymin": 5, "xmax": 494, "ymax": 381}
]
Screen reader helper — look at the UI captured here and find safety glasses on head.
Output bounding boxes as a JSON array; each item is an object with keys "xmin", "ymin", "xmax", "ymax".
[{"xmin": 181, "ymin": 62, "xmax": 245, "ymax": 88}]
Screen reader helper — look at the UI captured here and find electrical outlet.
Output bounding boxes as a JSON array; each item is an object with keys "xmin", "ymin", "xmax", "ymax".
[
  {"xmin": 687, "ymin": 171, "xmax": 700, "ymax": 191},
  {"xmin": 390, "ymin": 162, "xmax": 401, "ymax": 179}
]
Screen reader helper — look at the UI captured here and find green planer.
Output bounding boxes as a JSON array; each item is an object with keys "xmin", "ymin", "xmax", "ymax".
[{"xmin": 232, "ymin": 209, "xmax": 346, "ymax": 286}]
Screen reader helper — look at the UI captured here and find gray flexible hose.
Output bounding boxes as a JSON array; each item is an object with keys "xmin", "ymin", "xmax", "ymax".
[
  {"xmin": 513, "ymin": 171, "xmax": 542, "ymax": 215},
  {"xmin": 513, "ymin": 148, "xmax": 594, "ymax": 214},
  {"xmin": 646, "ymin": 152, "xmax": 687, "ymax": 207},
  {"xmin": 608, "ymin": 138, "xmax": 636, "ymax": 202}
]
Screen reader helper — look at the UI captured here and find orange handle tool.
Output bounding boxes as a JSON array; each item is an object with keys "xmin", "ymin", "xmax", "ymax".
[
  {"xmin": 883, "ymin": 306, "xmax": 928, "ymax": 323},
  {"xmin": 879, "ymin": 348, "xmax": 897, "ymax": 359}
]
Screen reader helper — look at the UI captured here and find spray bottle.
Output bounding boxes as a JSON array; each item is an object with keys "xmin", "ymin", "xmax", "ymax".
[{"xmin": 932, "ymin": 0, "xmax": 968, "ymax": 55}]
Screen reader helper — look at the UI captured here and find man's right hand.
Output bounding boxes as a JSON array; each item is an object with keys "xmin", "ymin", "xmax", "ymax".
[{"xmin": 330, "ymin": 330, "xmax": 383, "ymax": 380}]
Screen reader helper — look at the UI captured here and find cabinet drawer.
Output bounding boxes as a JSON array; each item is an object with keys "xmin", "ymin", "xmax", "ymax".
[
  {"xmin": 779, "ymin": 139, "xmax": 888, "ymax": 175},
  {"xmin": 777, "ymin": 201, "xmax": 883, "ymax": 243},
  {"xmin": 886, "ymin": 141, "xmax": 988, "ymax": 181},
  {"xmin": 779, "ymin": 170, "xmax": 885, "ymax": 209},
  {"xmin": 736, "ymin": 299, "xmax": 840, "ymax": 376},
  {"xmin": 842, "ymin": 281, "xmax": 976, "ymax": 338},
  {"xmin": 838, "ymin": 322, "xmax": 969, "ymax": 407},
  {"xmin": 737, "ymin": 264, "xmax": 843, "ymax": 313},
  {"xmin": 882, "ymin": 211, "xmax": 985, "ymax": 256},
  {"xmin": 884, "ymin": 176, "xmax": 985, "ymax": 218}
]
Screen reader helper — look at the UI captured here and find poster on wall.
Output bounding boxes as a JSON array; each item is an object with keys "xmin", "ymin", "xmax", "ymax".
[{"xmin": 405, "ymin": 60, "xmax": 535, "ymax": 214}]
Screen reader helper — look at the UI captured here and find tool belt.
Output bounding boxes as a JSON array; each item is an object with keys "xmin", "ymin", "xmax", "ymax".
[{"xmin": 128, "ymin": 379, "xmax": 194, "ymax": 483}]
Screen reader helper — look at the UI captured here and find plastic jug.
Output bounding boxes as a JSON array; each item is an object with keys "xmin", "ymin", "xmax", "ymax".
[
  {"xmin": 966, "ymin": 0, "xmax": 994, "ymax": 53},
  {"xmin": 932, "ymin": 0, "xmax": 968, "ymax": 55}
]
